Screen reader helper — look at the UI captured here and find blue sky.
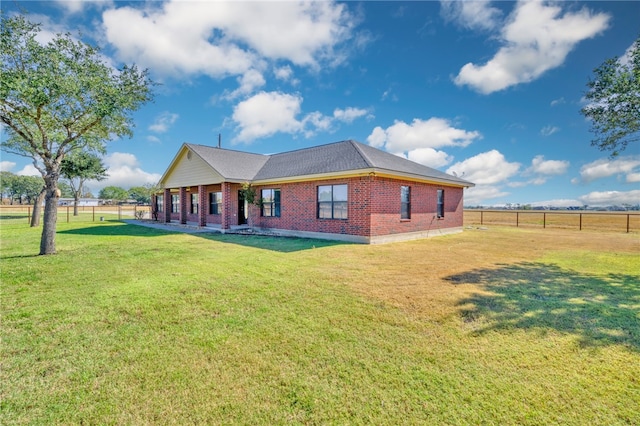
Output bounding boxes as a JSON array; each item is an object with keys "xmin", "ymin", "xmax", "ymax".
[{"xmin": 1, "ymin": 0, "xmax": 639, "ymax": 207}]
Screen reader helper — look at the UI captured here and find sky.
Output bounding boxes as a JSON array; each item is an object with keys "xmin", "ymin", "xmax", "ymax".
[{"xmin": 1, "ymin": 0, "xmax": 639, "ymax": 207}]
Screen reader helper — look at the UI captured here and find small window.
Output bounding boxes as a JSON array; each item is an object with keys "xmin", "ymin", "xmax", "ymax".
[
  {"xmin": 261, "ymin": 189, "xmax": 280, "ymax": 217},
  {"xmin": 209, "ymin": 192, "xmax": 222, "ymax": 215},
  {"xmin": 171, "ymin": 194, "xmax": 180, "ymax": 213},
  {"xmin": 191, "ymin": 193, "xmax": 199, "ymax": 214},
  {"xmin": 437, "ymin": 189, "xmax": 444, "ymax": 218},
  {"xmin": 401, "ymin": 186, "xmax": 411, "ymax": 219},
  {"xmin": 156, "ymin": 195, "xmax": 164, "ymax": 213},
  {"xmin": 318, "ymin": 184, "xmax": 348, "ymax": 219}
]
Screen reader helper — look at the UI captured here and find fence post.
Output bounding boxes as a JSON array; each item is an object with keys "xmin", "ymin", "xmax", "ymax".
[
  {"xmin": 579, "ymin": 213, "xmax": 582, "ymax": 231},
  {"xmin": 480, "ymin": 211, "xmax": 484, "ymax": 225},
  {"xmin": 516, "ymin": 212, "xmax": 519, "ymax": 228},
  {"xmin": 28, "ymin": 206, "xmax": 31, "ymax": 224},
  {"xmin": 92, "ymin": 206, "xmax": 95, "ymax": 222},
  {"xmin": 543, "ymin": 212, "xmax": 546, "ymax": 229},
  {"xmin": 628, "ymin": 214, "xmax": 630, "ymax": 233},
  {"xmin": 118, "ymin": 205, "xmax": 122, "ymax": 220},
  {"xmin": 66, "ymin": 205, "xmax": 70, "ymax": 223}
]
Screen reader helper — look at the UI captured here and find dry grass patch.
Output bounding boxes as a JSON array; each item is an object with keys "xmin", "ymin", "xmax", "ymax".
[{"xmin": 322, "ymin": 227, "xmax": 638, "ymax": 319}]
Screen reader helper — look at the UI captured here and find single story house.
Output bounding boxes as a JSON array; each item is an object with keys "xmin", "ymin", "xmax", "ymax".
[{"xmin": 153, "ymin": 140, "xmax": 474, "ymax": 244}]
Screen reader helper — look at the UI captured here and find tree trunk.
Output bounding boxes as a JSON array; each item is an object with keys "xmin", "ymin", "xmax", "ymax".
[
  {"xmin": 30, "ymin": 188, "xmax": 46, "ymax": 227},
  {"xmin": 73, "ymin": 189, "xmax": 80, "ymax": 216},
  {"xmin": 40, "ymin": 179, "xmax": 59, "ymax": 255}
]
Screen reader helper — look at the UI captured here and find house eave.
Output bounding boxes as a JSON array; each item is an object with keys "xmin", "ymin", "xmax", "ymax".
[{"xmin": 250, "ymin": 168, "xmax": 474, "ymax": 188}]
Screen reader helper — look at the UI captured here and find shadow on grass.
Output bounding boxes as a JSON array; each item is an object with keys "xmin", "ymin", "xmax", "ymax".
[
  {"xmin": 0, "ymin": 215, "xmax": 29, "ymax": 220},
  {"xmin": 446, "ymin": 262, "xmax": 640, "ymax": 351},
  {"xmin": 58, "ymin": 222, "xmax": 347, "ymax": 253},
  {"xmin": 199, "ymin": 233, "xmax": 347, "ymax": 252},
  {"xmin": 58, "ymin": 222, "xmax": 167, "ymax": 237}
]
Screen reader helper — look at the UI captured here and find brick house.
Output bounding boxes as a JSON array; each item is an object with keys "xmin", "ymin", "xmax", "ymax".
[{"xmin": 153, "ymin": 140, "xmax": 474, "ymax": 244}]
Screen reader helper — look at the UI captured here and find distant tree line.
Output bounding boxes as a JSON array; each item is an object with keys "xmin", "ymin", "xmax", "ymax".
[{"xmin": 0, "ymin": 171, "xmax": 157, "ymax": 205}]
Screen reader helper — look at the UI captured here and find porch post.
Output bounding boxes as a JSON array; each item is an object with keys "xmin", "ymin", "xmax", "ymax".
[
  {"xmin": 163, "ymin": 188, "xmax": 171, "ymax": 223},
  {"xmin": 180, "ymin": 187, "xmax": 187, "ymax": 224},
  {"xmin": 221, "ymin": 182, "xmax": 231, "ymax": 230},
  {"xmin": 198, "ymin": 185, "xmax": 207, "ymax": 227}
]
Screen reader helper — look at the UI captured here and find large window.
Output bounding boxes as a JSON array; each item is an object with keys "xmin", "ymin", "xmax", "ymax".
[
  {"xmin": 401, "ymin": 186, "xmax": 411, "ymax": 219},
  {"xmin": 209, "ymin": 192, "xmax": 222, "ymax": 215},
  {"xmin": 261, "ymin": 189, "xmax": 280, "ymax": 217},
  {"xmin": 156, "ymin": 194, "xmax": 164, "ymax": 213},
  {"xmin": 191, "ymin": 193, "xmax": 199, "ymax": 214},
  {"xmin": 437, "ymin": 189, "xmax": 445, "ymax": 218},
  {"xmin": 171, "ymin": 194, "xmax": 180, "ymax": 213},
  {"xmin": 318, "ymin": 184, "xmax": 348, "ymax": 219}
]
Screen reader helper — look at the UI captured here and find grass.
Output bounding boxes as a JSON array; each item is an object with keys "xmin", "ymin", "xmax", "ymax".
[{"xmin": 1, "ymin": 220, "xmax": 639, "ymax": 424}]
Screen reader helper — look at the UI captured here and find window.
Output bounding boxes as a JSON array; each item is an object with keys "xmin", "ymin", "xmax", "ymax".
[
  {"xmin": 437, "ymin": 189, "xmax": 444, "ymax": 218},
  {"xmin": 261, "ymin": 189, "xmax": 280, "ymax": 217},
  {"xmin": 401, "ymin": 186, "xmax": 411, "ymax": 219},
  {"xmin": 209, "ymin": 192, "xmax": 222, "ymax": 215},
  {"xmin": 171, "ymin": 194, "xmax": 180, "ymax": 213},
  {"xmin": 191, "ymin": 193, "xmax": 199, "ymax": 214},
  {"xmin": 156, "ymin": 194, "xmax": 164, "ymax": 212},
  {"xmin": 318, "ymin": 184, "xmax": 348, "ymax": 219}
]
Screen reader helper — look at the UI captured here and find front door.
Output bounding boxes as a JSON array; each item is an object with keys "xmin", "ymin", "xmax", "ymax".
[{"xmin": 238, "ymin": 190, "xmax": 247, "ymax": 225}]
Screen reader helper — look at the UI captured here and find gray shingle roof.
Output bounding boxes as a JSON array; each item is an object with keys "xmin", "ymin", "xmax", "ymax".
[
  {"xmin": 187, "ymin": 143, "xmax": 269, "ymax": 181},
  {"xmin": 184, "ymin": 140, "xmax": 473, "ymax": 187}
]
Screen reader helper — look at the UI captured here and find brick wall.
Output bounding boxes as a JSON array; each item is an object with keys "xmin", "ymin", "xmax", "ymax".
[
  {"xmin": 162, "ymin": 177, "xmax": 465, "ymax": 238},
  {"xmin": 368, "ymin": 177, "xmax": 464, "ymax": 237},
  {"xmin": 249, "ymin": 176, "xmax": 463, "ymax": 238}
]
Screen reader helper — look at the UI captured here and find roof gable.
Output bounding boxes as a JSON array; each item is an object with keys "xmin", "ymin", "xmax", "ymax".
[{"xmin": 187, "ymin": 143, "xmax": 269, "ymax": 181}]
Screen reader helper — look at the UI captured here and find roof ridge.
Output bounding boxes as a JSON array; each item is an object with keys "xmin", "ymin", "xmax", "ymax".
[
  {"xmin": 186, "ymin": 142, "xmax": 269, "ymax": 157},
  {"xmin": 267, "ymin": 139, "xmax": 353, "ymax": 157},
  {"xmin": 348, "ymin": 140, "xmax": 375, "ymax": 168}
]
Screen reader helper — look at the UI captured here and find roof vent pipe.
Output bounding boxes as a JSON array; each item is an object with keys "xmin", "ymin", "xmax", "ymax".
[{"xmin": 218, "ymin": 133, "xmax": 221, "ymax": 148}]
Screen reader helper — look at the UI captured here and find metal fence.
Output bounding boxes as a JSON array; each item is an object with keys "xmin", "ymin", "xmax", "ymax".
[
  {"xmin": 464, "ymin": 210, "xmax": 640, "ymax": 233},
  {"xmin": 0, "ymin": 204, "xmax": 152, "ymax": 224}
]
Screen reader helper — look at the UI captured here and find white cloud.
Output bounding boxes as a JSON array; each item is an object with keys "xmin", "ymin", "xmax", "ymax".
[
  {"xmin": 626, "ymin": 173, "xmax": 640, "ymax": 183},
  {"xmin": 455, "ymin": 1, "xmax": 610, "ymax": 94},
  {"xmin": 149, "ymin": 112, "xmax": 179, "ymax": 133},
  {"xmin": 573, "ymin": 156, "xmax": 640, "ymax": 183},
  {"xmin": 54, "ymin": 0, "xmax": 112, "ymax": 15},
  {"xmin": 302, "ymin": 111, "xmax": 333, "ymax": 137},
  {"xmin": 550, "ymin": 97, "xmax": 565, "ymax": 106},
  {"xmin": 440, "ymin": 0, "xmax": 503, "ymax": 31},
  {"xmin": 16, "ymin": 165, "xmax": 41, "ymax": 177},
  {"xmin": 231, "ymin": 91, "xmax": 368, "ymax": 143},
  {"xmin": 540, "ymin": 125, "xmax": 560, "ymax": 137},
  {"xmin": 333, "ymin": 107, "xmax": 370, "ymax": 123},
  {"xmin": 366, "ymin": 118, "xmax": 481, "ymax": 159},
  {"xmin": 274, "ymin": 66, "xmax": 294, "ymax": 81},
  {"xmin": 102, "ymin": 1, "xmax": 356, "ymax": 79},
  {"xmin": 448, "ymin": 149, "xmax": 522, "ymax": 206},
  {"xmin": 464, "ymin": 185, "xmax": 511, "ymax": 206},
  {"xmin": 223, "ymin": 69, "xmax": 267, "ymax": 100},
  {"xmin": 0, "ymin": 161, "xmax": 16, "ymax": 172},
  {"xmin": 579, "ymin": 190, "xmax": 640, "ymax": 207},
  {"xmin": 232, "ymin": 91, "xmax": 304, "ymax": 142},
  {"xmin": 147, "ymin": 135, "xmax": 161, "ymax": 144},
  {"xmin": 407, "ymin": 148, "xmax": 453, "ymax": 169},
  {"xmin": 446, "ymin": 149, "xmax": 520, "ymax": 185},
  {"xmin": 620, "ymin": 39, "xmax": 638, "ymax": 67},
  {"xmin": 528, "ymin": 155, "xmax": 569, "ymax": 175},
  {"xmin": 89, "ymin": 152, "xmax": 161, "ymax": 191}
]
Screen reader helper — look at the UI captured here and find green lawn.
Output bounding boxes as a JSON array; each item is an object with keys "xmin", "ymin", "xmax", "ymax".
[{"xmin": 1, "ymin": 220, "xmax": 638, "ymax": 424}]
